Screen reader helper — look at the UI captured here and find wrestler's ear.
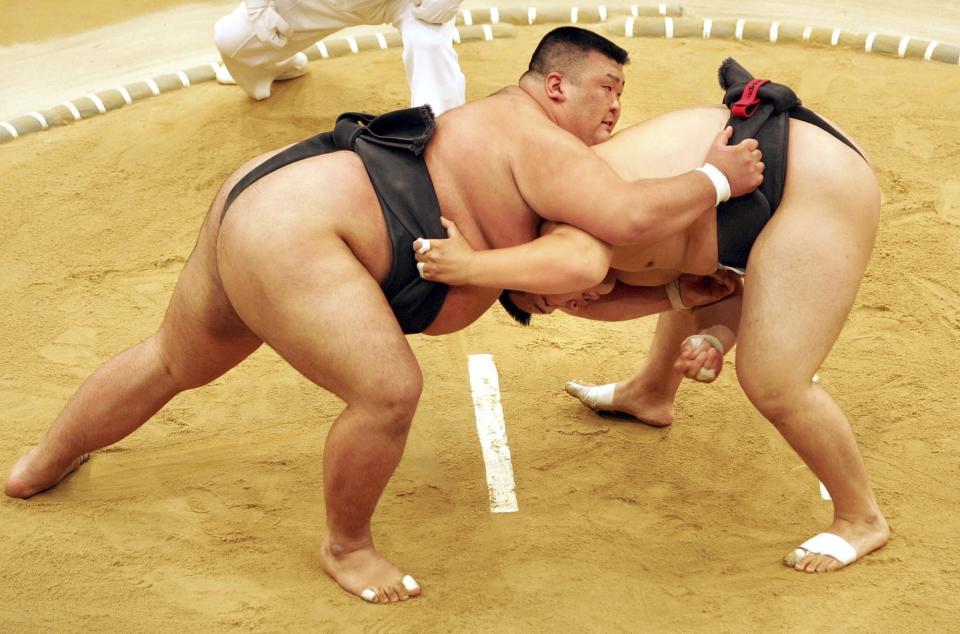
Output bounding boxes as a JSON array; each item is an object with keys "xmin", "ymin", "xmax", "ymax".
[{"xmin": 544, "ymin": 71, "xmax": 566, "ymax": 102}]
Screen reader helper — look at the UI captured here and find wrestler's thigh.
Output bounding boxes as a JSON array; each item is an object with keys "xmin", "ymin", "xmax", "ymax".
[
  {"xmin": 156, "ymin": 229, "xmax": 263, "ymax": 388},
  {"xmin": 223, "ymin": 236, "xmax": 419, "ymax": 403},
  {"xmin": 737, "ymin": 199, "xmax": 877, "ymax": 385}
]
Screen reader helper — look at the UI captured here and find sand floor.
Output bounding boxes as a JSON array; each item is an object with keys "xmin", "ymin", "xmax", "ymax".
[{"xmin": 2, "ymin": 3, "xmax": 960, "ymax": 632}]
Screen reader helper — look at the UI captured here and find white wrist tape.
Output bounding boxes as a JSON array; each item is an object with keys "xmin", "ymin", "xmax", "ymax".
[
  {"xmin": 695, "ymin": 163, "xmax": 731, "ymax": 207},
  {"xmin": 664, "ymin": 279, "xmax": 689, "ymax": 311}
]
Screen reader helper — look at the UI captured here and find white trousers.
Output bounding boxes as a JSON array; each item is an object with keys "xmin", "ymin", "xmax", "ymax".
[{"xmin": 214, "ymin": 0, "xmax": 466, "ymax": 114}]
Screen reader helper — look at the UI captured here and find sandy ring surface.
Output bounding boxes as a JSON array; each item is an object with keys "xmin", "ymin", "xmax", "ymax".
[{"xmin": 2, "ymin": 11, "xmax": 960, "ymax": 634}]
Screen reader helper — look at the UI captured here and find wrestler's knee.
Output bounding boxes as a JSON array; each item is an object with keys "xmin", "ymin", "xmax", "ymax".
[
  {"xmin": 736, "ymin": 363, "xmax": 807, "ymax": 426},
  {"xmin": 214, "ymin": 9, "xmax": 252, "ymax": 59},
  {"xmin": 357, "ymin": 369, "xmax": 423, "ymax": 430}
]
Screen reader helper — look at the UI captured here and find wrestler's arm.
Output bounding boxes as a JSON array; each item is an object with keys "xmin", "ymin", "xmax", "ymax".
[
  {"xmin": 560, "ymin": 273, "xmax": 739, "ymax": 321},
  {"xmin": 513, "ymin": 121, "xmax": 762, "ymax": 247},
  {"xmin": 416, "ymin": 219, "xmax": 612, "ymax": 293},
  {"xmin": 559, "ymin": 281, "xmax": 673, "ymax": 320}
]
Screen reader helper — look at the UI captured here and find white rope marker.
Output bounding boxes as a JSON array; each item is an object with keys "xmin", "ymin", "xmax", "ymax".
[
  {"xmin": 316, "ymin": 41, "xmax": 330, "ymax": 59},
  {"xmin": 924, "ymin": 40, "xmax": 939, "ymax": 61},
  {"xmin": 61, "ymin": 101, "xmax": 82, "ymax": 121},
  {"xmin": 87, "ymin": 93, "xmax": 106, "ymax": 114},
  {"xmin": 27, "ymin": 112, "xmax": 49, "ymax": 129},
  {"xmin": 175, "ymin": 70, "xmax": 191, "ymax": 87},
  {"xmin": 0, "ymin": 121, "xmax": 18, "ymax": 138},
  {"xmin": 115, "ymin": 86, "xmax": 133, "ymax": 105},
  {"xmin": 467, "ymin": 354, "xmax": 519, "ymax": 513},
  {"xmin": 897, "ymin": 35, "xmax": 911, "ymax": 58},
  {"xmin": 345, "ymin": 35, "xmax": 359, "ymax": 54}
]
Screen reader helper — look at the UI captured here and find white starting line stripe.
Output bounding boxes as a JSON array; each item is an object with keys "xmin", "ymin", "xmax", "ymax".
[
  {"xmin": 467, "ymin": 354, "xmax": 519, "ymax": 513},
  {"xmin": 819, "ymin": 480, "xmax": 832, "ymax": 501}
]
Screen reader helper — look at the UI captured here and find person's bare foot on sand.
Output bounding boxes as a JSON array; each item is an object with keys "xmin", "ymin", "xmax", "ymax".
[
  {"xmin": 564, "ymin": 378, "xmax": 675, "ymax": 427},
  {"xmin": 5, "ymin": 446, "xmax": 89, "ymax": 499},
  {"xmin": 783, "ymin": 513, "xmax": 890, "ymax": 573},
  {"xmin": 320, "ymin": 538, "xmax": 421, "ymax": 604}
]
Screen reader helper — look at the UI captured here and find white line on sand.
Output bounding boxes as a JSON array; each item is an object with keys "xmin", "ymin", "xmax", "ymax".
[
  {"xmin": 819, "ymin": 481, "xmax": 832, "ymax": 500},
  {"xmin": 467, "ymin": 354, "xmax": 519, "ymax": 513}
]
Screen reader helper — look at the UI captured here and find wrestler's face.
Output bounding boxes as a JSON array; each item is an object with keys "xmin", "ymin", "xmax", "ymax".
[
  {"xmin": 562, "ymin": 52, "xmax": 625, "ymax": 145},
  {"xmin": 509, "ymin": 273, "xmax": 617, "ymax": 316}
]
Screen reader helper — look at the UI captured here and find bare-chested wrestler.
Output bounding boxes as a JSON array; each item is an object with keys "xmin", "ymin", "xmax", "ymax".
[
  {"xmin": 414, "ymin": 59, "xmax": 889, "ymax": 574},
  {"xmin": 3, "ymin": 28, "xmax": 763, "ymax": 603}
]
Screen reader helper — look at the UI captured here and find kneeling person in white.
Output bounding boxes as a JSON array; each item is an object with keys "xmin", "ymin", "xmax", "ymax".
[{"xmin": 214, "ymin": 0, "xmax": 466, "ymax": 114}]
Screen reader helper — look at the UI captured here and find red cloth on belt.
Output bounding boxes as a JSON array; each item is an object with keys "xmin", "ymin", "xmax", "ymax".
[{"xmin": 731, "ymin": 79, "xmax": 770, "ymax": 118}]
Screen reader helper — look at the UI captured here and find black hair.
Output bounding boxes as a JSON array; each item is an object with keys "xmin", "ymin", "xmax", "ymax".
[
  {"xmin": 498, "ymin": 290, "xmax": 532, "ymax": 326},
  {"xmin": 524, "ymin": 26, "xmax": 630, "ymax": 79}
]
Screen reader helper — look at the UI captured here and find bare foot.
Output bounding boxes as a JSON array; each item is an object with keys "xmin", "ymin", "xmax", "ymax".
[
  {"xmin": 320, "ymin": 538, "xmax": 422, "ymax": 604},
  {"xmin": 4, "ymin": 447, "xmax": 89, "ymax": 499},
  {"xmin": 783, "ymin": 514, "xmax": 890, "ymax": 573},
  {"xmin": 564, "ymin": 379, "xmax": 675, "ymax": 427}
]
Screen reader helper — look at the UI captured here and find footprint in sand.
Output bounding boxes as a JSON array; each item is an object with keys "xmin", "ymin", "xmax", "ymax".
[
  {"xmin": 38, "ymin": 326, "xmax": 99, "ymax": 366},
  {"xmin": 936, "ymin": 181, "xmax": 960, "ymax": 226}
]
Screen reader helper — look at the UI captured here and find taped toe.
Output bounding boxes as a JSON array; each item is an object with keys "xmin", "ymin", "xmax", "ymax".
[
  {"xmin": 564, "ymin": 381, "xmax": 616, "ymax": 410},
  {"xmin": 402, "ymin": 575, "xmax": 420, "ymax": 593}
]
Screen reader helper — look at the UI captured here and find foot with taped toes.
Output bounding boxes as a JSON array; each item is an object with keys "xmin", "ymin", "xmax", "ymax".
[
  {"xmin": 320, "ymin": 539, "xmax": 421, "ymax": 604},
  {"xmin": 564, "ymin": 379, "xmax": 676, "ymax": 427},
  {"xmin": 783, "ymin": 515, "xmax": 890, "ymax": 573}
]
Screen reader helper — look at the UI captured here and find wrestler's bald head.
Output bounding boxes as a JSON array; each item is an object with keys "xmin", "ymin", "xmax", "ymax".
[{"xmin": 523, "ymin": 26, "xmax": 630, "ymax": 82}]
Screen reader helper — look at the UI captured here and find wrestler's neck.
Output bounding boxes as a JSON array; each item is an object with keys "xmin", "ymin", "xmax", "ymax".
[{"xmin": 513, "ymin": 78, "xmax": 564, "ymax": 129}]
